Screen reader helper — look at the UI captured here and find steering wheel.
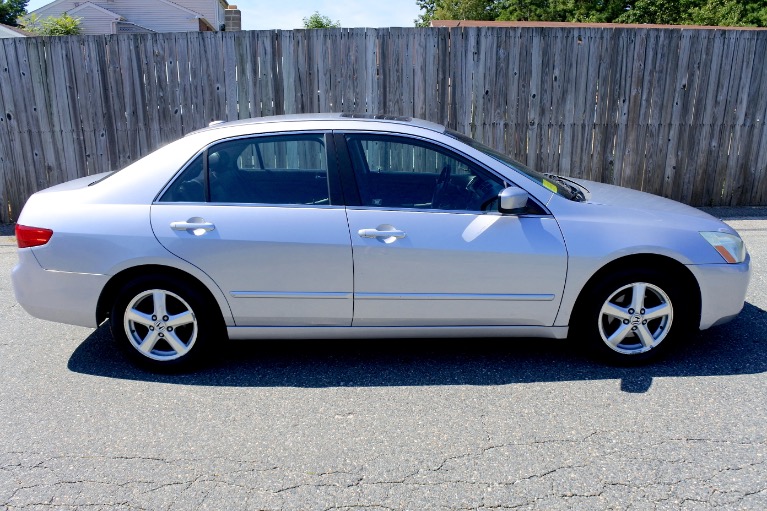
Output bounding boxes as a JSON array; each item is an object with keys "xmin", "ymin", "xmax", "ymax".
[
  {"xmin": 480, "ymin": 195, "xmax": 500, "ymax": 211},
  {"xmin": 431, "ymin": 164, "xmax": 452, "ymax": 209},
  {"xmin": 466, "ymin": 176, "xmax": 500, "ymax": 211}
]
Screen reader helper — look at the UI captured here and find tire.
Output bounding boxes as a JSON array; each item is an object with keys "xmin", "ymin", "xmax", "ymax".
[
  {"xmin": 572, "ymin": 269, "xmax": 693, "ymax": 364},
  {"xmin": 110, "ymin": 275, "xmax": 221, "ymax": 371}
]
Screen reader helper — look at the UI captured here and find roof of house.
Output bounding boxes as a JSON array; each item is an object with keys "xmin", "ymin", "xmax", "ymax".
[
  {"xmin": 67, "ymin": 2, "xmax": 123, "ymax": 20},
  {"xmin": 0, "ymin": 22, "xmax": 33, "ymax": 37}
]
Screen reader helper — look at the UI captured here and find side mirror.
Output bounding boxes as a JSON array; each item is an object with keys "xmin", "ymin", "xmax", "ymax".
[{"xmin": 498, "ymin": 186, "xmax": 529, "ymax": 214}]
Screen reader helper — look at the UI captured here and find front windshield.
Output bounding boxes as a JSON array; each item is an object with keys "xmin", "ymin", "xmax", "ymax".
[{"xmin": 446, "ymin": 129, "xmax": 577, "ymax": 201}]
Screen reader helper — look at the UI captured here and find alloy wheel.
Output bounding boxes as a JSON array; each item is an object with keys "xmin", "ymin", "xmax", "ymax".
[
  {"xmin": 598, "ymin": 282, "xmax": 673, "ymax": 355},
  {"xmin": 123, "ymin": 289, "xmax": 198, "ymax": 361}
]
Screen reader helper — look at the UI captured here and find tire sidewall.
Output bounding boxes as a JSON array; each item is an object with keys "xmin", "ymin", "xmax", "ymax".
[
  {"xmin": 110, "ymin": 275, "xmax": 216, "ymax": 371},
  {"xmin": 575, "ymin": 269, "xmax": 690, "ymax": 364}
]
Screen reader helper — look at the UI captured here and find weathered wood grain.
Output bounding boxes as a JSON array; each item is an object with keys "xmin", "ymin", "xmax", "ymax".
[{"xmin": 1, "ymin": 27, "xmax": 767, "ymax": 221}]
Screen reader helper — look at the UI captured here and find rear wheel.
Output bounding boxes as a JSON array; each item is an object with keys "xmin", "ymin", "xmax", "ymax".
[
  {"xmin": 110, "ymin": 276, "xmax": 220, "ymax": 371},
  {"xmin": 574, "ymin": 269, "xmax": 692, "ymax": 363}
]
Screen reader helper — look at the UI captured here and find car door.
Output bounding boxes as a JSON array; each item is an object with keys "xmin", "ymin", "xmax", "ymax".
[
  {"xmin": 340, "ymin": 133, "xmax": 568, "ymax": 327},
  {"xmin": 151, "ymin": 132, "xmax": 353, "ymax": 326}
]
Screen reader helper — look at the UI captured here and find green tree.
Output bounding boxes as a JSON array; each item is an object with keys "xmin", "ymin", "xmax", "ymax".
[
  {"xmin": 613, "ymin": 0, "xmax": 690, "ymax": 24},
  {"xmin": 435, "ymin": 0, "xmax": 498, "ymax": 20},
  {"xmin": 415, "ymin": 0, "xmax": 437, "ymax": 26},
  {"xmin": 0, "ymin": 0, "xmax": 28, "ymax": 27},
  {"xmin": 19, "ymin": 13, "xmax": 82, "ymax": 35},
  {"xmin": 416, "ymin": 0, "xmax": 767, "ymax": 26},
  {"xmin": 741, "ymin": 1, "xmax": 767, "ymax": 25},
  {"xmin": 496, "ymin": 0, "xmax": 569, "ymax": 22},
  {"xmin": 685, "ymin": 0, "xmax": 747, "ymax": 26},
  {"xmin": 302, "ymin": 11, "xmax": 341, "ymax": 28}
]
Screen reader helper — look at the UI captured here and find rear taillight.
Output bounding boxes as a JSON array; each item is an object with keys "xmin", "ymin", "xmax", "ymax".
[{"xmin": 15, "ymin": 224, "xmax": 53, "ymax": 248}]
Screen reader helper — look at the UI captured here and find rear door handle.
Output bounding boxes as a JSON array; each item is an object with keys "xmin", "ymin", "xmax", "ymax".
[{"xmin": 358, "ymin": 228, "xmax": 406, "ymax": 239}]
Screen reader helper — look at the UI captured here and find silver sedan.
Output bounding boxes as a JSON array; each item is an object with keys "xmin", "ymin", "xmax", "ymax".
[{"xmin": 12, "ymin": 114, "xmax": 751, "ymax": 369}]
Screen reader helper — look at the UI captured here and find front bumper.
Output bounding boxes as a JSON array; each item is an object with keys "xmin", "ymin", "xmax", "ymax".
[
  {"xmin": 12, "ymin": 248, "xmax": 108, "ymax": 328},
  {"xmin": 687, "ymin": 256, "xmax": 751, "ymax": 330}
]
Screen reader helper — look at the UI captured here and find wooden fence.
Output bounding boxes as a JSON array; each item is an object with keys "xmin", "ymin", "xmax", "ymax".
[{"xmin": 1, "ymin": 26, "xmax": 767, "ymax": 222}]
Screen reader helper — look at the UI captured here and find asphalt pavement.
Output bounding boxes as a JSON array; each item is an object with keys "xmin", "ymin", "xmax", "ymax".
[{"xmin": 0, "ymin": 208, "xmax": 765, "ymax": 510}]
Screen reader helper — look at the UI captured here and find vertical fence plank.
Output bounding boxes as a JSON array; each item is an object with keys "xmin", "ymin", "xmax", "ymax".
[
  {"xmin": 699, "ymin": 31, "xmax": 739, "ymax": 205},
  {"xmin": 720, "ymin": 33, "xmax": 755, "ymax": 205},
  {"xmin": 620, "ymin": 28, "xmax": 648, "ymax": 190},
  {"xmin": 569, "ymin": 28, "xmax": 594, "ymax": 179},
  {"xmin": 591, "ymin": 29, "xmax": 618, "ymax": 184},
  {"xmin": 743, "ymin": 33, "xmax": 767, "ymax": 204},
  {"xmin": 0, "ymin": 38, "xmax": 29, "ymax": 221},
  {"xmin": 23, "ymin": 38, "xmax": 56, "ymax": 189},
  {"xmin": 488, "ymin": 29, "xmax": 508, "ymax": 153},
  {"xmin": 504, "ymin": 27, "xmax": 525, "ymax": 159},
  {"xmin": 641, "ymin": 29, "xmax": 673, "ymax": 196}
]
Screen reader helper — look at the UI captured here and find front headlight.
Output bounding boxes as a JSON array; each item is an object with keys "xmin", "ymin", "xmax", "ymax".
[{"xmin": 700, "ymin": 231, "xmax": 747, "ymax": 264}]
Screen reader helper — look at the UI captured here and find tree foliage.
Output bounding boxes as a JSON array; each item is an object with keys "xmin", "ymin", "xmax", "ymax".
[
  {"xmin": 302, "ymin": 11, "xmax": 341, "ymax": 29},
  {"xmin": 416, "ymin": 0, "xmax": 767, "ymax": 26},
  {"xmin": 0, "ymin": 0, "xmax": 27, "ymax": 27},
  {"xmin": 19, "ymin": 13, "xmax": 82, "ymax": 35}
]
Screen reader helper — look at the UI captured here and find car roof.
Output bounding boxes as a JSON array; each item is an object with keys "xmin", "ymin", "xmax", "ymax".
[{"xmin": 188, "ymin": 113, "xmax": 447, "ymax": 136}]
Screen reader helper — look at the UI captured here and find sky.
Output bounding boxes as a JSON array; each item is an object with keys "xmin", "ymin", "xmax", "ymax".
[{"xmin": 24, "ymin": 0, "xmax": 424, "ymax": 30}]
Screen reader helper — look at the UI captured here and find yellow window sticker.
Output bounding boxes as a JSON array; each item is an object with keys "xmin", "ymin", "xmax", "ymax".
[{"xmin": 542, "ymin": 179, "xmax": 558, "ymax": 193}]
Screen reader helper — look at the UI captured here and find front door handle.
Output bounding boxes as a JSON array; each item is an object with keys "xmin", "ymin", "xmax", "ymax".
[
  {"xmin": 171, "ymin": 219, "xmax": 216, "ymax": 233},
  {"xmin": 358, "ymin": 228, "xmax": 407, "ymax": 239}
]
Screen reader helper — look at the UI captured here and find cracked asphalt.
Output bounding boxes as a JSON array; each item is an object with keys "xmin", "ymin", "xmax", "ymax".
[{"xmin": 1, "ymin": 208, "xmax": 766, "ymax": 510}]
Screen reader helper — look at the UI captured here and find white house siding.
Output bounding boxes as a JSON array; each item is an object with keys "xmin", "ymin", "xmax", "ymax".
[
  {"xmin": 69, "ymin": 5, "xmax": 119, "ymax": 35},
  {"xmin": 92, "ymin": 1, "xmax": 201, "ymax": 33},
  {"xmin": 30, "ymin": 1, "xmax": 72, "ymax": 17},
  {"xmin": 34, "ymin": 1, "xmax": 207, "ymax": 33},
  {"xmin": 173, "ymin": 0, "xmax": 225, "ymax": 30}
]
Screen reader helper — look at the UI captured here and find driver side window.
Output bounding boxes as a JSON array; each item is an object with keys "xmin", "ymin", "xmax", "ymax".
[{"xmin": 345, "ymin": 134, "xmax": 504, "ymax": 212}]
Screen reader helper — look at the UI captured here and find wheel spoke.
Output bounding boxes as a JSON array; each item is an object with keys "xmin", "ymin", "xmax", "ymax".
[
  {"xmin": 165, "ymin": 331, "xmax": 189, "ymax": 356},
  {"xmin": 644, "ymin": 303, "xmax": 671, "ymax": 321},
  {"xmin": 152, "ymin": 291, "xmax": 167, "ymax": 318},
  {"xmin": 606, "ymin": 323, "xmax": 632, "ymax": 347},
  {"xmin": 636, "ymin": 324, "xmax": 656, "ymax": 348},
  {"xmin": 601, "ymin": 302, "xmax": 631, "ymax": 320},
  {"xmin": 126, "ymin": 308, "xmax": 154, "ymax": 327},
  {"xmin": 630, "ymin": 283, "xmax": 646, "ymax": 312},
  {"xmin": 166, "ymin": 311, "xmax": 194, "ymax": 328},
  {"xmin": 137, "ymin": 331, "xmax": 160, "ymax": 354}
]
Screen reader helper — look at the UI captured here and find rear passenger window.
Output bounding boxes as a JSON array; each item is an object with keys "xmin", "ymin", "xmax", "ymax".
[
  {"xmin": 159, "ymin": 154, "xmax": 204, "ymax": 202},
  {"xmin": 210, "ymin": 135, "xmax": 329, "ymax": 205}
]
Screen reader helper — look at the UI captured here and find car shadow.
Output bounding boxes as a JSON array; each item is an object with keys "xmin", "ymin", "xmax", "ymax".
[{"xmin": 67, "ymin": 302, "xmax": 767, "ymax": 393}]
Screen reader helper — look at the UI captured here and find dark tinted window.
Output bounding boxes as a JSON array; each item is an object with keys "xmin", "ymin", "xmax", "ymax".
[
  {"xmin": 210, "ymin": 135, "xmax": 329, "ymax": 205},
  {"xmin": 346, "ymin": 135, "xmax": 505, "ymax": 212},
  {"xmin": 159, "ymin": 154, "xmax": 204, "ymax": 202}
]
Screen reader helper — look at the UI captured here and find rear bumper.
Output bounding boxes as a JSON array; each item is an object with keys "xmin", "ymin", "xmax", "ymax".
[
  {"xmin": 687, "ymin": 256, "xmax": 751, "ymax": 330},
  {"xmin": 12, "ymin": 249, "xmax": 107, "ymax": 328}
]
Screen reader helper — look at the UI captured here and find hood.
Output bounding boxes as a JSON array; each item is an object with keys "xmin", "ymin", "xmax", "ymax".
[
  {"xmin": 552, "ymin": 178, "xmax": 742, "ymax": 241},
  {"xmin": 567, "ymin": 178, "xmax": 721, "ymax": 223}
]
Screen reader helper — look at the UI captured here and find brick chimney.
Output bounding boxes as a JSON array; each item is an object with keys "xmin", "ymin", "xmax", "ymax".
[{"xmin": 225, "ymin": 5, "xmax": 241, "ymax": 31}]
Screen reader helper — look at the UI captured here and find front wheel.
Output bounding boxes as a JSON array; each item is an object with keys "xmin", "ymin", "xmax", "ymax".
[
  {"xmin": 573, "ymin": 270, "xmax": 692, "ymax": 363},
  {"xmin": 110, "ymin": 276, "xmax": 220, "ymax": 371}
]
